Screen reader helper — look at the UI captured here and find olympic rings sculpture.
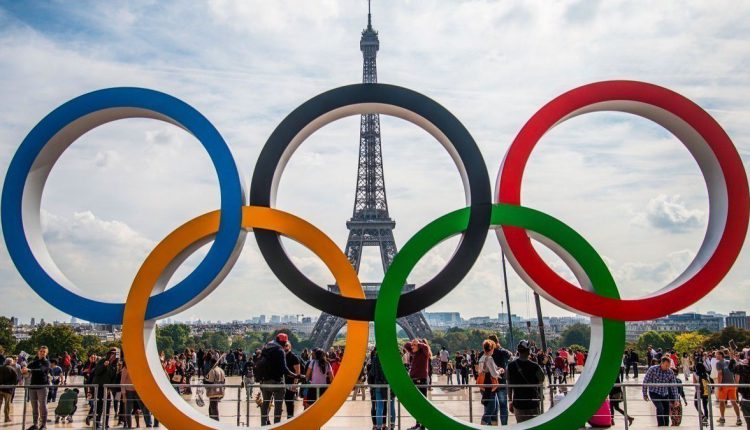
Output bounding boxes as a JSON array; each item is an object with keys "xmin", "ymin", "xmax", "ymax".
[{"xmin": 2, "ymin": 80, "xmax": 748, "ymax": 429}]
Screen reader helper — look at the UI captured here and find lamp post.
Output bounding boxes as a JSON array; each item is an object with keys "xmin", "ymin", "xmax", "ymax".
[{"xmin": 501, "ymin": 250, "xmax": 515, "ymax": 348}]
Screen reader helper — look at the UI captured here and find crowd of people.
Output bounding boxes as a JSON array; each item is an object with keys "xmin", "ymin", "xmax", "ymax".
[{"xmin": 0, "ymin": 337, "xmax": 749, "ymax": 429}]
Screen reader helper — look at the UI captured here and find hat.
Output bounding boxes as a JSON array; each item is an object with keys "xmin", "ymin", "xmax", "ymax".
[
  {"xmin": 275, "ymin": 333, "xmax": 289, "ymax": 343},
  {"xmin": 517, "ymin": 340, "xmax": 530, "ymax": 352}
]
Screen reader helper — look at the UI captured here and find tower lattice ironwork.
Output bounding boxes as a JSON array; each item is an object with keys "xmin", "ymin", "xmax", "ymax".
[{"xmin": 308, "ymin": 2, "xmax": 432, "ymax": 349}]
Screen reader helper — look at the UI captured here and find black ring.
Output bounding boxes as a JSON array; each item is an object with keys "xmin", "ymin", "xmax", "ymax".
[{"xmin": 249, "ymin": 83, "xmax": 491, "ymax": 320}]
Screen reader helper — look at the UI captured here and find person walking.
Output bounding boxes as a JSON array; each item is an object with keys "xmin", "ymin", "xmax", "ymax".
[
  {"xmin": 693, "ymin": 359, "xmax": 711, "ymax": 427},
  {"xmin": 256, "ymin": 333, "xmax": 302, "ymax": 426},
  {"xmin": 681, "ymin": 352, "xmax": 692, "ymax": 381},
  {"xmin": 507, "ymin": 340, "xmax": 545, "ymax": 423},
  {"xmin": 0, "ymin": 358, "xmax": 17, "ymax": 423},
  {"xmin": 24, "ymin": 346, "xmax": 51, "ymax": 430},
  {"xmin": 716, "ymin": 350, "xmax": 742, "ymax": 426},
  {"xmin": 609, "ymin": 372, "xmax": 634, "ymax": 426},
  {"xmin": 46, "ymin": 359, "xmax": 62, "ymax": 403},
  {"xmin": 642, "ymin": 357, "xmax": 680, "ymax": 427}
]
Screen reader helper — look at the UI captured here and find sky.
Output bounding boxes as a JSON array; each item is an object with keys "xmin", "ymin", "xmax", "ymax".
[{"xmin": 0, "ymin": 1, "xmax": 748, "ymax": 324}]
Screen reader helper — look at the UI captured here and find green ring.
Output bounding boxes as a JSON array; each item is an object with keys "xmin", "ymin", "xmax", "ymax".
[{"xmin": 374, "ymin": 204, "xmax": 625, "ymax": 429}]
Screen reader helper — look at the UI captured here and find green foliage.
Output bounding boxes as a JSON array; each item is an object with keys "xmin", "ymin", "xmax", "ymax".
[
  {"xmin": 637, "ymin": 330, "xmax": 676, "ymax": 352},
  {"xmin": 560, "ymin": 323, "xmax": 591, "ymax": 348},
  {"xmin": 674, "ymin": 332, "xmax": 708, "ymax": 355},
  {"xmin": 702, "ymin": 326, "xmax": 750, "ymax": 350},
  {"xmin": 429, "ymin": 329, "xmax": 498, "ymax": 352},
  {"xmin": 567, "ymin": 344, "xmax": 587, "ymax": 353},
  {"xmin": 156, "ymin": 324, "xmax": 191, "ymax": 354},
  {"xmin": 16, "ymin": 324, "xmax": 82, "ymax": 357},
  {"xmin": 0, "ymin": 317, "xmax": 16, "ymax": 353}
]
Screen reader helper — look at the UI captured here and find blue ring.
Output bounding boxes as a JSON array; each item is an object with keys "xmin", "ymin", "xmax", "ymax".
[{"xmin": 1, "ymin": 88, "xmax": 243, "ymax": 324}]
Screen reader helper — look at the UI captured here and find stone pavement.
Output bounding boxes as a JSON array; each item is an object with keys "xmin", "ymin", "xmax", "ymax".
[{"xmin": 0, "ymin": 373, "xmax": 738, "ymax": 429}]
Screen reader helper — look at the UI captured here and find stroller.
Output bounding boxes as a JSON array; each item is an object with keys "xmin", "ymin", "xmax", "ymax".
[{"xmin": 55, "ymin": 388, "xmax": 79, "ymax": 423}]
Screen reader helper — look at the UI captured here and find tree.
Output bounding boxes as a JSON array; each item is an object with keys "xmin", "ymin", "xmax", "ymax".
[
  {"xmin": 81, "ymin": 335, "xmax": 104, "ymax": 356},
  {"xmin": 18, "ymin": 324, "xmax": 82, "ymax": 358},
  {"xmin": 560, "ymin": 323, "xmax": 591, "ymax": 348},
  {"xmin": 674, "ymin": 332, "xmax": 708, "ymax": 355},
  {"xmin": 702, "ymin": 327, "xmax": 750, "ymax": 350},
  {"xmin": 637, "ymin": 330, "xmax": 676, "ymax": 352},
  {"xmin": 156, "ymin": 324, "xmax": 191, "ymax": 354},
  {"xmin": 0, "ymin": 317, "xmax": 16, "ymax": 354}
]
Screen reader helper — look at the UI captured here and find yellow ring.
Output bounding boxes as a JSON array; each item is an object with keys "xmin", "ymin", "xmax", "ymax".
[{"xmin": 122, "ymin": 206, "xmax": 368, "ymax": 429}]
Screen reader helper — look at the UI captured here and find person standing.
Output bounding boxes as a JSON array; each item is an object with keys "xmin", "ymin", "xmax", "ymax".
[
  {"xmin": 283, "ymin": 342, "xmax": 301, "ymax": 420},
  {"xmin": 0, "ymin": 358, "xmax": 17, "ymax": 423},
  {"xmin": 477, "ymin": 340, "xmax": 501, "ymax": 425},
  {"xmin": 407, "ymin": 339, "xmax": 430, "ymax": 430},
  {"xmin": 629, "ymin": 349, "xmax": 640, "ymax": 379},
  {"xmin": 204, "ymin": 355, "xmax": 226, "ymax": 421},
  {"xmin": 60, "ymin": 352, "xmax": 71, "ymax": 385},
  {"xmin": 488, "ymin": 334, "xmax": 511, "ymax": 425},
  {"xmin": 24, "ymin": 346, "xmax": 51, "ymax": 430},
  {"xmin": 507, "ymin": 340, "xmax": 545, "ymax": 423},
  {"xmin": 46, "ymin": 359, "xmax": 62, "ymax": 403},
  {"xmin": 716, "ymin": 350, "xmax": 742, "ymax": 426},
  {"xmin": 439, "ymin": 347, "xmax": 449, "ymax": 376},
  {"xmin": 693, "ymin": 359, "xmax": 711, "ymax": 427},
  {"xmin": 257, "ymin": 333, "xmax": 301, "ymax": 426},
  {"xmin": 734, "ymin": 350, "xmax": 750, "ymax": 430},
  {"xmin": 367, "ymin": 347, "xmax": 395, "ymax": 430},
  {"xmin": 642, "ymin": 357, "xmax": 679, "ymax": 427},
  {"xmin": 93, "ymin": 349, "xmax": 119, "ymax": 429}
]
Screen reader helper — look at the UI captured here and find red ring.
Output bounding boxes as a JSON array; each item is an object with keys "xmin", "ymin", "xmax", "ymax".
[{"xmin": 497, "ymin": 80, "xmax": 749, "ymax": 321}]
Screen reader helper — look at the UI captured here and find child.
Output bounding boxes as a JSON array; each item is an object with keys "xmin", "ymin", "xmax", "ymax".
[
  {"xmin": 54, "ymin": 388, "xmax": 79, "ymax": 423},
  {"xmin": 47, "ymin": 359, "xmax": 63, "ymax": 403},
  {"xmin": 446, "ymin": 360, "xmax": 455, "ymax": 385}
]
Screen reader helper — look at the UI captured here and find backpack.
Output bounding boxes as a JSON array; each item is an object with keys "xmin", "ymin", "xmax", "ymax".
[
  {"xmin": 253, "ymin": 345, "xmax": 274, "ymax": 382},
  {"xmin": 55, "ymin": 389, "xmax": 78, "ymax": 416}
]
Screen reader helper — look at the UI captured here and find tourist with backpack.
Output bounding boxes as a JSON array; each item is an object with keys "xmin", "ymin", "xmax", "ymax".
[
  {"xmin": 255, "ymin": 333, "xmax": 303, "ymax": 426},
  {"xmin": 203, "ymin": 355, "xmax": 225, "ymax": 421}
]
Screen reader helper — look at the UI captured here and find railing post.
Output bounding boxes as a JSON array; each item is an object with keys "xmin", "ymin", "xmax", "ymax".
[
  {"xmin": 622, "ymin": 382, "xmax": 630, "ymax": 430},
  {"xmin": 246, "ymin": 383, "xmax": 251, "ymax": 427},
  {"xmin": 104, "ymin": 385, "xmax": 109, "ymax": 429},
  {"xmin": 21, "ymin": 386, "xmax": 27, "ymax": 430},
  {"xmin": 468, "ymin": 384, "xmax": 473, "ymax": 423},
  {"xmin": 539, "ymin": 384, "xmax": 545, "ymax": 414},
  {"xmin": 92, "ymin": 384, "xmax": 98, "ymax": 430},
  {"xmin": 237, "ymin": 385, "xmax": 241, "ymax": 426},
  {"xmin": 398, "ymin": 396, "xmax": 402, "ymax": 430},
  {"xmin": 387, "ymin": 385, "xmax": 392, "ymax": 429},
  {"xmin": 708, "ymin": 383, "xmax": 715, "ymax": 430}
]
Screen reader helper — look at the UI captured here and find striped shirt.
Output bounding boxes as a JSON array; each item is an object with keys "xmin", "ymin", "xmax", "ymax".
[{"xmin": 642, "ymin": 365, "xmax": 678, "ymax": 399}]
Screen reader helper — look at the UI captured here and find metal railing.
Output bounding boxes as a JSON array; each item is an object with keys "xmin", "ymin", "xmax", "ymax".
[{"xmin": 2, "ymin": 380, "xmax": 748, "ymax": 428}]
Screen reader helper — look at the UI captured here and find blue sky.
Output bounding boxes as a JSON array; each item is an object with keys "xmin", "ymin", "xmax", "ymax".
[{"xmin": 0, "ymin": 1, "xmax": 748, "ymax": 323}]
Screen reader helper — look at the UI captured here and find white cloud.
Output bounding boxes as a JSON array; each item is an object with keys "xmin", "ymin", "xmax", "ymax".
[{"xmin": 631, "ymin": 194, "xmax": 706, "ymax": 233}]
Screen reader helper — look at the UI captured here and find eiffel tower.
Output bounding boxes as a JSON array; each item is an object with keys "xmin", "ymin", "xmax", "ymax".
[{"xmin": 307, "ymin": 1, "xmax": 432, "ymax": 349}]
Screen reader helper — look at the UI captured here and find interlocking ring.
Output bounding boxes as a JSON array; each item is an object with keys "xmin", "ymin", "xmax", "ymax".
[
  {"xmin": 496, "ymin": 81, "xmax": 750, "ymax": 321},
  {"xmin": 122, "ymin": 206, "xmax": 368, "ymax": 430},
  {"xmin": 3, "ymin": 80, "xmax": 747, "ymax": 430},
  {"xmin": 374, "ymin": 204, "xmax": 626, "ymax": 429},
  {"xmin": 0, "ymin": 88, "xmax": 245, "ymax": 324},
  {"xmin": 250, "ymin": 83, "xmax": 492, "ymax": 321}
]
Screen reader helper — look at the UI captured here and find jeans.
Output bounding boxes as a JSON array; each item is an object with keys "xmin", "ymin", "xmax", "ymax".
[
  {"xmin": 649, "ymin": 391, "xmax": 671, "ymax": 427},
  {"xmin": 244, "ymin": 377, "xmax": 254, "ymax": 401},
  {"xmin": 371, "ymin": 387, "xmax": 395, "ymax": 427},
  {"xmin": 481, "ymin": 390, "xmax": 499, "ymax": 425},
  {"xmin": 47, "ymin": 381, "xmax": 59, "ymax": 403},
  {"xmin": 497, "ymin": 388, "xmax": 509, "ymax": 425},
  {"xmin": 28, "ymin": 387, "xmax": 49, "ymax": 426},
  {"xmin": 260, "ymin": 383, "xmax": 285, "ymax": 425}
]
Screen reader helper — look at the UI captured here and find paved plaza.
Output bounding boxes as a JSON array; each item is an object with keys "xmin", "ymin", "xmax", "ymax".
[{"xmin": 1, "ymin": 373, "xmax": 735, "ymax": 429}]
